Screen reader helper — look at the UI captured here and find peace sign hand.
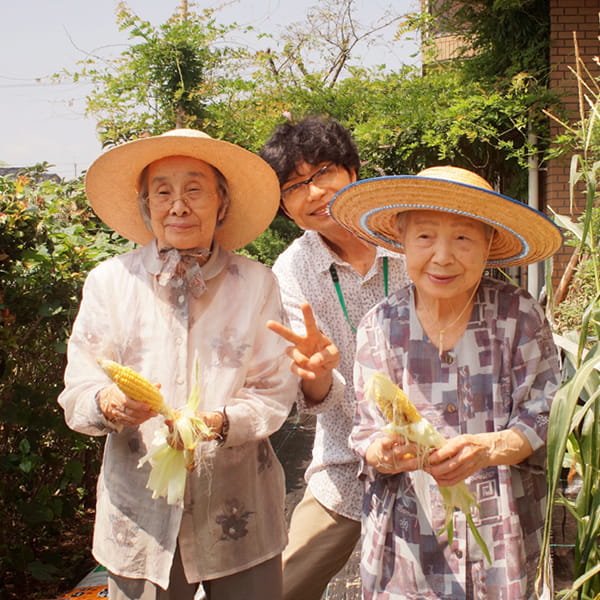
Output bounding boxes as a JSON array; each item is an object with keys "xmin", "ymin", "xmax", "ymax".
[
  {"xmin": 267, "ymin": 302, "xmax": 340, "ymax": 379},
  {"xmin": 267, "ymin": 303, "xmax": 340, "ymax": 405}
]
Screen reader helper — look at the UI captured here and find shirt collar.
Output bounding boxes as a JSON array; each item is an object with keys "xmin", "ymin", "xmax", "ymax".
[
  {"xmin": 308, "ymin": 231, "xmax": 396, "ymax": 278},
  {"xmin": 142, "ymin": 239, "xmax": 228, "ymax": 281}
]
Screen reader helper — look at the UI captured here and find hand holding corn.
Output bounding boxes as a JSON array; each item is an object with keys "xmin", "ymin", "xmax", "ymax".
[
  {"xmin": 96, "ymin": 385, "xmax": 159, "ymax": 427},
  {"xmin": 365, "ymin": 372, "xmax": 491, "ymax": 563},
  {"xmin": 98, "ymin": 359, "xmax": 214, "ymax": 505}
]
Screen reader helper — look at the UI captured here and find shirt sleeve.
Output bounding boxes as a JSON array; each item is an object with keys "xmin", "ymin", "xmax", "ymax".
[
  {"xmin": 505, "ymin": 294, "xmax": 560, "ymax": 457},
  {"xmin": 220, "ymin": 270, "xmax": 299, "ymax": 447},
  {"xmin": 349, "ymin": 306, "xmax": 396, "ymax": 480},
  {"xmin": 58, "ymin": 263, "xmax": 120, "ymax": 436}
]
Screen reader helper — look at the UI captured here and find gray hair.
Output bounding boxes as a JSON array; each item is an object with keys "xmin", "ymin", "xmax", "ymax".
[
  {"xmin": 395, "ymin": 211, "xmax": 494, "ymax": 240},
  {"xmin": 137, "ymin": 163, "xmax": 231, "ymax": 233}
]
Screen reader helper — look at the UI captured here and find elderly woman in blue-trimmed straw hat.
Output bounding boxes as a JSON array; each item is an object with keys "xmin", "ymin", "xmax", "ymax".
[{"xmin": 329, "ymin": 166, "xmax": 563, "ymax": 600}]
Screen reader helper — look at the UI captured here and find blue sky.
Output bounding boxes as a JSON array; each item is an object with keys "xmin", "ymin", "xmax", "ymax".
[{"xmin": 0, "ymin": 0, "xmax": 418, "ymax": 179}]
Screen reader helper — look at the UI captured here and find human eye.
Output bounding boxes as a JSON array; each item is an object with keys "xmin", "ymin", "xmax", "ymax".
[
  {"xmin": 185, "ymin": 184, "xmax": 204, "ymax": 196},
  {"xmin": 413, "ymin": 230, "xmax": 434, "ymax": 246},
  {"xmin": 282, "ymin": 181, "xmax": 303, "ymax": 198},
  {"xmin": 151, "ymin": 186, "xmax": 171, "ymax": 202},
  {"xmin": 314, "ymin": 163, "xmax": 337, "ymax": 184}
]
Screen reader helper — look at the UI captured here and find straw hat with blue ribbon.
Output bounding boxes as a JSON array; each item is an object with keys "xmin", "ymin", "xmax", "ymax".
[{"xmin": 328, "ymin": 166, "xmax": 562, "ymax": 267}]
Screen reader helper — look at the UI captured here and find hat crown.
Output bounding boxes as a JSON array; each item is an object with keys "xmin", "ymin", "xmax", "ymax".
[
  {"xmin": 161, "ymin": 128, "xmax": 212, "ymax": 141},
  {"xmin": 418, "ymin": 166, "xmax": 493, "ymax": 192}
]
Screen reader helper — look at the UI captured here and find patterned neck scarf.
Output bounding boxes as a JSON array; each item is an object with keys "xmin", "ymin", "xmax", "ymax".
[{"xmin": 157, "ymin": 246, "xmax": 211, "ymax": 298}]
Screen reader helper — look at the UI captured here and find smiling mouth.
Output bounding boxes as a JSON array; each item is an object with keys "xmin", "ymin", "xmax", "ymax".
[
  {"xmin": 309, "ymin": 206, "xmax": 329, "ymax": 216},
  {"xmin": 428, "ymin": 273, "xmax": 456, "ymax": 282}
]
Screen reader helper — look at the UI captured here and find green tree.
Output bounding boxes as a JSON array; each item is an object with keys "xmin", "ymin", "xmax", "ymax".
[
  {"xmin": 62, "ymin": 1, "xmax": 252, "ymax": 146},
  {"xmin": 0, "ymin": 171, "xmax": 132, "ymax": 597}
]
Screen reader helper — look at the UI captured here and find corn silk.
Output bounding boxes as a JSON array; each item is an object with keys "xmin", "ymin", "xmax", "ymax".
[{"xmin": 365, "ymin": 372, "xmax": 491, "ymax": 563}]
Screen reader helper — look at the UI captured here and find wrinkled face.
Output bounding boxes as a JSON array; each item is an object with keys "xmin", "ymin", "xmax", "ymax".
[
  {"xmin": 146, "ymin": 156, "xmax": 227, "ymax": 250},
  {"xmin": 397, "ymin": 210, "xmax": 492, "ymax": 305},
  {"xmin": 280, "ymin": 160, "xmax": 356, "ymax": 238}
]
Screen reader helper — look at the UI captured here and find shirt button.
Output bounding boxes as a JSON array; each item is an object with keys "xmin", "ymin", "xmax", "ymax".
[
  {"xmin": 178, "ymin": 295, "xmax": 185, "ymax": 304},
  {"xmin": 176, "ymin": 377, "xmax": 184, "ymax": 385},
  {"xmin": 176, "ymin": 337, "xmax": 183, "ymax": 345},
  {"xmin": 455, "ymin": 549, "xmax": 463, "ymax": 558},
  {"xmin": 446, "ymin": 404, "xmax": 457, "ymax": 414}
]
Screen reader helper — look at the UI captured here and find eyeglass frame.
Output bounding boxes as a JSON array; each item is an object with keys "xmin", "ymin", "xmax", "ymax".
[{"xmin": 280, "ymin": 162, "xmax": 340, "ymax": 203}]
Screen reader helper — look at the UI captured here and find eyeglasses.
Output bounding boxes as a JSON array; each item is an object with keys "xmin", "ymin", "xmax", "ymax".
[
  {"xmin": 280, "ymin": 163, "xmax": 340, "ymax": 203},
  {"xmin": 147, "ymin": 189, "xmax": 216, "ymax": 209}
]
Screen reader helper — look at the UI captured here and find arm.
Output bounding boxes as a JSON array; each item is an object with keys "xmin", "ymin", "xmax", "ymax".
[
  {"xmin": 271, "ymin": 253, "xmax": 347, "ymax": 413},
  {"xmin": 218, "ymin": 270, "xmax": 299, "ymax": 447},
  {"xmin": 426, "ymin": 429, "xmax": 533, "ymax": 487},
  {"xmin": 58, "ymin": 264, "xmax": 123, "ymax": 436},
  {"xmin": 350, "ymin": 305, "xmax": 415, "ymax": 478}
]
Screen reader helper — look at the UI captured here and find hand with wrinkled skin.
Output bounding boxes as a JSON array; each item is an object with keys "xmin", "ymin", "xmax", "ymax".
[
  {"xmin": 97, "ymin": 383, "xmax": 157, "ymax": 427},
  {"xmin": 426, "ymin": 429, "xmax": 533, "ymax": 487},
  {"xmin": 266, "ymin": 302, "xmax": 340, "ymax": 405},
  {"xmin": 365, "ymin": 434, "xmax": 421, "ymax": 474}
]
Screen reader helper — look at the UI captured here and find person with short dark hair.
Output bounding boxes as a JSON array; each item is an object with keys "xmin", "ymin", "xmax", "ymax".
[{"xmin": 261, "ymin": 116, "xmax": 409, "ymax": 600}]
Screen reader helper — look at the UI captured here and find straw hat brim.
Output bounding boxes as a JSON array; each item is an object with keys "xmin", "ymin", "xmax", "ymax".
[
  {"xmin": 85, "ymin": 130, "xmax": 280, "ymax": 250},
  {"xmin": 329, "ymin": 175, "xmax": 563, "ymax": 267}
]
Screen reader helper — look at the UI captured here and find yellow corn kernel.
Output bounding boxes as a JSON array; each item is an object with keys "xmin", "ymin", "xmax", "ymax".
[
  {"xmin": 97, "ymin": 359, "xmax": 168, "ymax": 415},
  {"xmin": 369, "ymin": 372, "xmax": 421, "ymax": 427}
]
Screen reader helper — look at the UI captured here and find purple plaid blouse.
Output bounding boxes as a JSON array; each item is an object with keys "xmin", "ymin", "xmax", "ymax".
[{"xmin": 350, "ymin": 278, "xmax": 560, "ymax": 600}]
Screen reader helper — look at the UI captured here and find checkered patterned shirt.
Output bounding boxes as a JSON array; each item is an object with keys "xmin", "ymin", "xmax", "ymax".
[{"xmin": 350, "ymin": 278, "xmax": 560, "ymax": 599}]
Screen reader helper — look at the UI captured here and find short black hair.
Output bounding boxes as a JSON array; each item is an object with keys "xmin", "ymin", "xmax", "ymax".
[{"xmin": 260, "ymin": 115, "xmax": 361, "ymax": 187}]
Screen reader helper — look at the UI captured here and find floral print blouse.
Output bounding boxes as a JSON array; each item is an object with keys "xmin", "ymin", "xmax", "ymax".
[
  {"xmin": 58, "ymin": 241, "xmax": 297, "ymax": 589},
  {"xmin": 350, "ymin": 278, "xmax": 560, "ymax": 600}
]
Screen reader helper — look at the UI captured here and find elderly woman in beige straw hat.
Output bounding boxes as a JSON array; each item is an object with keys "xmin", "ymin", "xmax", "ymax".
[
  {"xmin": 329, "ymin": 166, "xmax": 563, "ymax": 600},
  {"xmin": 58, "ymin": 129, "xmax": 298, "ymax": 600}
]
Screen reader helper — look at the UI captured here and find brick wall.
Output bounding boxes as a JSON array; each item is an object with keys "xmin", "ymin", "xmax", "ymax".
[{"xmin": 547, "ymin": 1, "xmax": 600, "ymax": 293}]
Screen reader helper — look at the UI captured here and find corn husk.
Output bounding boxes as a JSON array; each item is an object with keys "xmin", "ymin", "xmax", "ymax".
[
  {"xmin": 138, "ymin": 375, "xmax": 213, "ymax": 505},
  {"xmin": 365, "ymin": 372, "xmax": 491, "ymax": 563}
]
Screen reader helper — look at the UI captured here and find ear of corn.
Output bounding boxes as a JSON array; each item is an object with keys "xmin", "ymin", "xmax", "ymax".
[
  {"xmin": 98, "ymin": 358, "xmax": 215, "ymax": 505},
  {"xmin": 371, "ymin": 373, "xmax": 422, "ymax": 426},
  {"xmin": 138, "ymin": 364, "xmax": 214, "ymax": 505},
  {"xmin": 365, "ymin": 372, "xmax": 491, "ymax": 563},
  {"xmin": 97, "ymin": 358, "xmax": 172, "ymax": 418}
]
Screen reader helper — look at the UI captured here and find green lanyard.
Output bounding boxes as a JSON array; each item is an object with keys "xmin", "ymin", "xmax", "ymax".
[{"xmin": 329, "ymin": 256, "xmax": 389, "ymax": 333}]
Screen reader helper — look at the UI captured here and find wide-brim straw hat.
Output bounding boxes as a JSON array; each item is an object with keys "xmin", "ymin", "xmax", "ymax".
[
  {"xmin": 329, "ymin": 166, "xmax": 563, "ymax": 267},
  {"xmin": 85, "ymin": 129, "xmax": 280, "ymax": 250}
]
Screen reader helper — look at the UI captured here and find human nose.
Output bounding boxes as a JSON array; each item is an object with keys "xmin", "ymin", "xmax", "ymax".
[
  {"xmin": 305, "ymin": 180, "xmax": 326, "ymax": 202},
  {"xmin": 431, "ymin": 239, "xmax": 454, "ymax": 264},
  {"xmin": 168, "ymin": 195, "xmax": 191, "ymax": 215}
]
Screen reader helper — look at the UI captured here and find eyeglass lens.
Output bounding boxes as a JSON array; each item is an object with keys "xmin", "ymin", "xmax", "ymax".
[{"xmin": 282, "ymin": 164, "xmax": 339, "ymax": 201}]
